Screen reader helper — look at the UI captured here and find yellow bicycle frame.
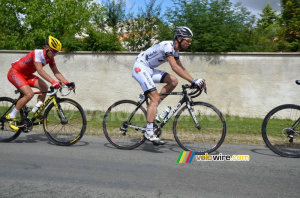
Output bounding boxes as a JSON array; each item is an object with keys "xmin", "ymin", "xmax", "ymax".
[{"xmin": 32, "ymin": 95, "xmax": 56, "ymax": 119}]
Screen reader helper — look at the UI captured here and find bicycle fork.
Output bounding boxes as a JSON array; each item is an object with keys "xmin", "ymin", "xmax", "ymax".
[
  {"xmin": 53, "ymin": 98, "xmax": 68, "ymax": 125},
  {"xmin": 187, "ymin": 102, "xmax": 201, "ymax": 130}
]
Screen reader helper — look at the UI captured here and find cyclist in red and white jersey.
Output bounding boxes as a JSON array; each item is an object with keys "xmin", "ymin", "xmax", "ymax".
[
  {"xmin": 132, "ymin": 26, "xmax": 205, "ymax": 145},
  {"xmin": 6, "ymin": 35, "xmax": 75, "ymax": 131}
]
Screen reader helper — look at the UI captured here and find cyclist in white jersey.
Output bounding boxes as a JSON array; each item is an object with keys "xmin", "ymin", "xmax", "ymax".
[{"xmin": 132, "ymin": 26, "xmax": 205, "ymax": 145}]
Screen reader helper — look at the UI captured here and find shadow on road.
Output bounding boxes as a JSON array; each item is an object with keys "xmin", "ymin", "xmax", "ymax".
[
  {"xmin": 10, "ymin": 133, "xmax": 89, "ymax": 147},
  {"xmin": 250, "ymin": 147, "xmax": 280, "ymax": 157}
]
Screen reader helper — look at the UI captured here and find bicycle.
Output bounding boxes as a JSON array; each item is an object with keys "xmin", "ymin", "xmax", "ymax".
[
  {"xmin": 261, "ymin": 80, "xmax": 300, "ymax": 157},
  {"xmin": 103, "ymin": 84, "xmax": 226, "ymax": 154},
  {"xmin": 0, "ymin": 83, "xmax": 87, "ymax": 146}
]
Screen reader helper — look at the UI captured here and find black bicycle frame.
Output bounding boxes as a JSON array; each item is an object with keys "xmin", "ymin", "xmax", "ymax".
[{"xmin": 125, "ymin": 87, "xmax": 201, "ymax": 131}]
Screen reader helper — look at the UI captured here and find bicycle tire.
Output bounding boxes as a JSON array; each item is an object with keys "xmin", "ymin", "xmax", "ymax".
[
  {"xmin": 173, "ymin": 102, "xmax": 226, "ymax": 155},
  {"xmin": 43, "ymin": 98, "xmax": 87, "ymax": 146},
  {"xmin": 0, "ymin": 97, "xmax": 22, "ymax": 142},
  {"xmin": 262, "ymin": 104, "xmax": 300, "ymax": 158},
  {"xmin": 103, "ymin": 100, "xmax": 147, "ymax": 149}
]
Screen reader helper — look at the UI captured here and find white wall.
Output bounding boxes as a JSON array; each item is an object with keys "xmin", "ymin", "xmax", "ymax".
[{"xmin": 0, "ymin": 51, "xmax": 299, "ymax": 118}]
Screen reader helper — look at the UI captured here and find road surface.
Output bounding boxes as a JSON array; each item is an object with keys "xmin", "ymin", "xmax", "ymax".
[{"xmin": 0, "ymin": 133, "xmax": 299, "ymax": 197}]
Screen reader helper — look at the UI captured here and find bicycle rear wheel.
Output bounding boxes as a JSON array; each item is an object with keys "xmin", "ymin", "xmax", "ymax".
[
  {"xmin": 173, "ymin": 102, "xmax": 226, "ymax": 155},
  {"xmin": 43, "ymin": 98, "xmax": 87, "ymax": 146},
  {"xmin": 103, "ymin": 100, "xmax": 147, "ymax": 149},
  {"xmin": 262, "ymin": 104, "xmax": 300, "ymax": 157},
  {"xmin": 0, "ymin": 97, "xmax": 22, "ymax": 142}
]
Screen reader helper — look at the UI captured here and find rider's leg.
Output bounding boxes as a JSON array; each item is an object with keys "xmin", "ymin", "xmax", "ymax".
[
  {"xmin": 132, "ymin": 65, "xmax": 164, "ymax": 144},
  {"xmin": 145, "ymin": 90, "xmax": 165, "ymax": 144},
  {"xmin": 6, "ymin": 85, "xmax": 33, "ymax": 131},
  {"xmin": 146, "ymin": 90, "xmax": 161, "ymax": 133},
  {"xmin": 159, "ymin": 74, "xmax": 178, "ymax": 100},
  {"xmin": 33, "ymin": 78, "xmax": 48, "ymax": 103},
  {"xmin": 154, "ymin": 74, "xmax": 178, "ymax": 121},
  {"xmin": 14, "ymin": 85, "xmax": 34, "ymax": 112}
]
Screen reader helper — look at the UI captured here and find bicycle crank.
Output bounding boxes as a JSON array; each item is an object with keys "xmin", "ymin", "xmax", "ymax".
[
  {"xmin": 285, "ymin": 128, "xmax": 295, "ymax": 143},
  {"xmin": 19, "ymin": 118, "xmax": 33, "ymax": 133},
  {"xmin": 154, "ymin": 124, "xmax": 162, "ymax": 138}
]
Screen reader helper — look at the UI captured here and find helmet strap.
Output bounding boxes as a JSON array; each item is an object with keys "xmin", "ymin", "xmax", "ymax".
[
  {"xmin": 175, "ymin": 36, "xmax": 183, "ymax": 50},
  {"xmin": 45, "ymin": 49, "xmax": 50, "ymax": 59}
]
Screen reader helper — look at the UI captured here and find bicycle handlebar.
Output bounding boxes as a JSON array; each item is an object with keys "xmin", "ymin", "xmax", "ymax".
[
  {"xmin": 47, "ymin": 83, "xmax": 76, "ymax": 96},
  {"xmin": 182, "ymin": 83, "xmax": 207, "ymax": 98}
]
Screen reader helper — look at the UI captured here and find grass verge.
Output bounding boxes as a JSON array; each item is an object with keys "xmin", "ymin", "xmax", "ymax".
[{"xmin": 84, "ymin": 111, "xmax": 265, "ymax": 145}]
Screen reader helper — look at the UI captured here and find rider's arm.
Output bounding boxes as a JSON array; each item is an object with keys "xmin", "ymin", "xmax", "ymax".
[
  {"xmin": 50, "ymin": 66, "xmax": 69, "ymax": 85},
  {"xmin": 167, "ymin": 56, "xmax": 193, "ymax": 83},
  {"xmin": 34, "ymin": 62, "xmax": 56, "ymax": 83},
  {"xmin": 176, "ymin": 59, "xmax": 194, "ymax": 78}
]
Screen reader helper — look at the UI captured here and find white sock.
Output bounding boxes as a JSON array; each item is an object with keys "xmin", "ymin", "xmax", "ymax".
[
  {"xmin": 146, "ymin": 122, "xmax": 154, "ymax": 136},
  {"xmin": 10, "ymin": 108, "xmax": 19, "ymax": 118}
]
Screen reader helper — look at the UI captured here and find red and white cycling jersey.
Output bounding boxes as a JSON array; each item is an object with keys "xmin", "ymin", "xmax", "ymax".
[
  {"xmin": 11, "ymin": 49, "xmax": 56, "ymax": 76},
  {"xmin": 7, "ymin": 49, "xmax": 56, "ymax": 89}
]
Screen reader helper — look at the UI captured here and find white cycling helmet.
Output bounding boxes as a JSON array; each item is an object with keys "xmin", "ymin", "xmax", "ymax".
[{"xmin": 174, "ymin": 26, "xmax": 193, "ymax": 38}]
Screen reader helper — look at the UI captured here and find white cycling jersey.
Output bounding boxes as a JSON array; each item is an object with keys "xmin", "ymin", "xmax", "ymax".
[
  {"xmin": 136, "ymin": 41, "xmax": 179, "ymax": 69},
  {"xmin": 133, "ymin": 41, "xmax": 179, "ymax": 94}
]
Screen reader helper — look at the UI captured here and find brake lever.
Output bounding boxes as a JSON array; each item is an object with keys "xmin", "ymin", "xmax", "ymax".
[{"xmin": 66, "ymin": 82, "xmax": 76, "ymax": 94}]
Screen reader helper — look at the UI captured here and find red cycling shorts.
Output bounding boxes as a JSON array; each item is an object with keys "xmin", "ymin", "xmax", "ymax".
[{"xmin": 7, "ymin": 68, "xmax": 39, "ymax": 89}]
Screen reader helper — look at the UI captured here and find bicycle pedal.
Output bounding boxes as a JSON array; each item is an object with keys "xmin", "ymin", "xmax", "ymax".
[{"xmin": 18, "ymin": 124, "xmax": 30, "ymax": 132}]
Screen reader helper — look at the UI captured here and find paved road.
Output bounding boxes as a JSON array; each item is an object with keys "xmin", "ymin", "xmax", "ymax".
[{"xmin": 0, "ymin": 133, "xmax": 299, "ymax": 198}]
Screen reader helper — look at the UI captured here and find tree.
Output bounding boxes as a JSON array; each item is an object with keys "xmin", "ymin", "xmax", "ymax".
[
  {"xmin": 0, "ymin": 0, "xmax": 26, "ymax": 49},
  {"xmin": 252, "ymin": 2, "xmax": 281, "ymax": 52},
  {"xmin": 82, "ymin": 27, "xmax": 124, "ymax": 51},
  {"xmin": 257, "ymin": 2, "xmax": 279, "ymax": 30},
  {"xmin": 118, "ymin": 0, "xmax": 163, "ymax": 51},
  {"xmin": 279, "ymin": 0, "xmax": 300, "ymax": 51},
  {"xmin": 0, "ymin": 0, "xmax": 121, "ymax": 51},
  {"xmin": 164, "ymin": 0, "xmax": 256, "ymax": 52},
  {"xmin": 101, "ymin": 0, "xmax": 126, "ymax": 30}
]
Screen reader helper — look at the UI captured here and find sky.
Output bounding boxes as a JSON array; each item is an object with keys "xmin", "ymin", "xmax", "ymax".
[{"xmin": 125, "ymin": 0, "xmax": 282, "ymax": 18}]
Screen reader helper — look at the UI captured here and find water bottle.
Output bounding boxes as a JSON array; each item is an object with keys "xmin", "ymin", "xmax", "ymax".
[
  {"xmin": 32, "ymin": 101, "xmax": 43, "ymax": 113},
  {"xmin": 160, "ymin": 106, "xmax": 171, "ymax": 119}
]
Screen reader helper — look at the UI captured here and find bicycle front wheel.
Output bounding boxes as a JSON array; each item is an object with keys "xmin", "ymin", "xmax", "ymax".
[
  {"xmin": 103, "ymin": 100, "xmax": 147, "ymax": 149},
  {"xmin": 173, "ymin": 102, "xmax": 226, "ymax": 155},
  {"xmin": 0, "ymin": 97, "xmax": 22, "ymax": 142},
  {"xmin": 262, "ymin": 104, "xmax": 300, "ymax": 157},
  {"xmin": 43, "ymin": 98, "xmax": 87, "ymax": 146}
]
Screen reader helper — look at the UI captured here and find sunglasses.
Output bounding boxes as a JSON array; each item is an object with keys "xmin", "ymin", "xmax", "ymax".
[
  {"xmin": 50, "ymin": 48, "xmax": 58, "ymax": 54},
  {"xmin": 183, "ymin": 37, "xmax": 192, "ymax": 44}
]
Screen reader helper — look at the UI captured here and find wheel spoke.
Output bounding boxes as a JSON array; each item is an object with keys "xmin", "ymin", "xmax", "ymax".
[
  {"xmin": 103, "ymin": 100, "xmax": 147, "ymax": 149},
  {"xmin": 0, "ymin": 97, "xmax": 22, "ymax": 142},
  {"xmin": 173, "ymin": 102, "xmax": 226, "ymax": 155},
  {"xmin": 43, "ymin": 99, "xmax": 86, "ymax": 146},
  {"xmin": 262, "ymin": 104, "xmax": 300, "ymax": 157}
]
